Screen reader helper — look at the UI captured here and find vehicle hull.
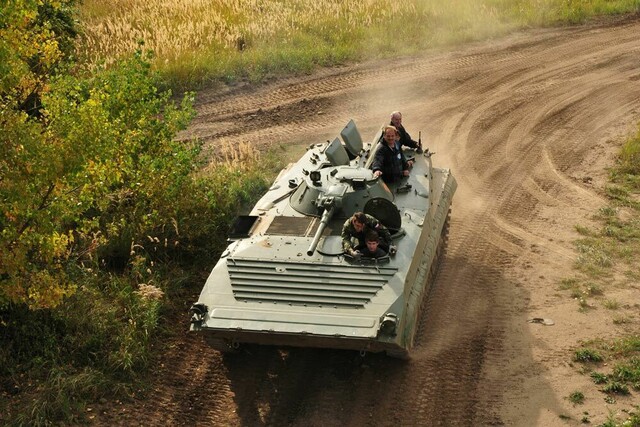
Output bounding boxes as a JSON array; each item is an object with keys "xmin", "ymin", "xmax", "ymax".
[{"xmin": 190, "ymin": 120, "xmax": 456, "ymax": 357}]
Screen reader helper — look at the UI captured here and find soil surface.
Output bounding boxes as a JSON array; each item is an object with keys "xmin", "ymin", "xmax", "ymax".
[{"xmin": 93, "ymin": 15, "xmax": 640, "ymax": 426}]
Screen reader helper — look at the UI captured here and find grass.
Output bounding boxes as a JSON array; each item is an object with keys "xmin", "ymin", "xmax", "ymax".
[
  {"xmin": 566, "ymin": 126, "xmax": 640, "ymax": 426},
  {"xmin": 574, "ymin": 338, "xmax": 640, "ymax": 420},
  {"xmin": 571, "ymin": 344, "xmax": 640, "ymax": 425},
  {"xmin": 75, "ymin": 0, "xmax": 640, "ymax": 91},
  {"xmin": 569, "ymin": 390, "xmax": 586, "ymax": 405},
  {"xmin": 603, "ymin": 299, "xmax": 621, "ymax": 310},
  {"xmin": 575, "ymin": 348, "xmax": 604, "ymax": 363},
  {"xmin": 561, "ymin": 131, "xmax": 640, "ymax": 309}
]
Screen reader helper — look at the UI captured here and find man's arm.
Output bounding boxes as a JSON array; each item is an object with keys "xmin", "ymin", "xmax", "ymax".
[
  {"xmin": 371, "ymin": 148, "xmax": 384, "ymax": 173},
  {"xmin": 341, "ymin": 220, "xmax": 355, "ymax": 252},
  {"xmin": 371, "ymin": 146, "xmax": 387, "ymax": 178},
  {"xmin": 400, "ymin": 127, "xmax": 419, "ymax": 149}
]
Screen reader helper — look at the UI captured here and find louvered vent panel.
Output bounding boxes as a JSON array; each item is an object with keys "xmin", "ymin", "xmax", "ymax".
[{"xmin": 227, "ymin": 259, "xmax": 397, "ymax": 308}]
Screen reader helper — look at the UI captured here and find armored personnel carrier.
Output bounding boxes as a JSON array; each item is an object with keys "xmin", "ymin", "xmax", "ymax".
[{"xmin": 190, "ymin": 119, "xmax": 456, "ymax": 358}]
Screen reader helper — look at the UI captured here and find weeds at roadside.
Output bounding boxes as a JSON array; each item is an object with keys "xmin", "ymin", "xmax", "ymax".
[
  {"xmin": 575, "ymin": 239, "xmax": 613, "ymax": 274},
  {"xmin": 603, "ymin": 382, "xmax": 630, "ymax": 395},
  {"xmin": 575, "ymin": 348, "xmax": 604, "ymax": 363},
  {"xmin": 603, "ymin": 299, "xmax": 621, "ymax": 310},
  {"xmin": 591, "ymin": 372, "xmax": 608, "ymax": 384},
  {"xmin": 612, "ymin": 316, "xmax": 632, "ymax": 325},
  {"xmin": 574, "ymin": 337, "xmax": 640, "ymax": 422},
  {"xmin": 569, "ymin": 391, "xmax": 585, "ymax": 405},
  {"xmin": 575, "ymin": 224, "xmax": 594, "ymax": 236},
  {"xmin": 624, "ymin": 269, "xmax": 640, "ymax": 281},
  {"xmin": 568, "ymin": 123, "xmax": 640, "ymax": 427}
]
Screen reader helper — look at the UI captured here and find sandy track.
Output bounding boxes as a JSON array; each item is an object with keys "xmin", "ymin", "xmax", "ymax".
[{"xmin": 94, "ymin": 14, "xmax": 640, "ymax": 426}]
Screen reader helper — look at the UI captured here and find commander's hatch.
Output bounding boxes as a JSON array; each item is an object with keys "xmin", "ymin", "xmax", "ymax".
[
  {"xmin": 340, "ymin": 119, "xmax": 363, "ymax": 159},
  {"xmin": 363, "ymin": 127, "xmax": 384, "ymax": 169},
  {"xmin": 323, "ymin": 137, "xmax": 349, "ymax": 166}
]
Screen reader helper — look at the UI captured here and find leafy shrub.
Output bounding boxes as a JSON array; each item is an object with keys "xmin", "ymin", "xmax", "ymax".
[
  {"xmin": 1, "ymin": 46, "xmax": 198, "ymax": 309},
  {"xmin": 1, "ymin": 8, "xmax": 271, "ymax": 421}
]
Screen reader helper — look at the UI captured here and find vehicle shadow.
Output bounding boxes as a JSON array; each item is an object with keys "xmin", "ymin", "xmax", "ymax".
[{"xmin": 221, "ymin": 255, "xmax": 562, "ymax": 426}]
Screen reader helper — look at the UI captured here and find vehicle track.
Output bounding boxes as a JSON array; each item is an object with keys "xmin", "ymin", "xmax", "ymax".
[{"xmin": 94, "ymin": 14, "xmax": 640, "ymax": 426}]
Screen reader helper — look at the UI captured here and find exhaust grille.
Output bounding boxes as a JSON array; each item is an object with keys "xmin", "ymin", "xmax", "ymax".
[{"xmin": 227, "ymin": 259, "xmax": 397, "ymax": 308}]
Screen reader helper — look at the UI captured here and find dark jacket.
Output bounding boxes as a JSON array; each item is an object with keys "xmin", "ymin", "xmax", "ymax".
[
  {"xmin": 390, "ymin": 122, "xmax": 419, "ymax": 149},
  {"xmin": 371, "ymin": 142, "xmax": 408, "ymax": 184},
  {"xmin": 360, "ymin": 246, "xmax": 387, "ymax": 258}
]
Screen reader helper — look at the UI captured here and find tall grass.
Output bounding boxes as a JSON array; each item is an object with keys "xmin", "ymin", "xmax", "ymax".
[{"xmin": 77, "ymin": 0, "xmax": 640, "ymax": 89}]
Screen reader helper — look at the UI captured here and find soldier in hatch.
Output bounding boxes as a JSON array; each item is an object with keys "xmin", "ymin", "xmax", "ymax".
[
  {"xmin": 372, "ymin": 125, "xmax": 411, "ymax": 184},
  {"xmin": 360, "ymin": 230, "xmax": 387, "ymax": 259},
  {"xmin": 341, "ymin": 212, "xmax": 395, "ymax": 258}
]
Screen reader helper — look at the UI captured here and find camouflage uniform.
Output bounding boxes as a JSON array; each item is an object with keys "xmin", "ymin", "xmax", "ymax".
[{"xmin": 341, "ymin": 214, "xmax": 392, "ymax": 253}]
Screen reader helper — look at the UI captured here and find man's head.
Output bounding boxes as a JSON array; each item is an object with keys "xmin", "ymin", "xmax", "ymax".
[
  {"xmin": 352, "ymin": 212, "xmax": 367, "ymax": 232},
  {"xmin": 390, "ymin": 111, "xmax": 402, "ymax": 128},
  {"xmin": 383, "ymin": 125, "xmax": 399, "ymax": 146},
  {"xmin": 365, "ymin": 230, "xmax": 380, "ymax": 252}
]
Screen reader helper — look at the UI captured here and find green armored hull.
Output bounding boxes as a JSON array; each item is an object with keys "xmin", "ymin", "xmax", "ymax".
[{"xmin": 190, "ymin": 120, "xmax": 456, "ymax": 358}]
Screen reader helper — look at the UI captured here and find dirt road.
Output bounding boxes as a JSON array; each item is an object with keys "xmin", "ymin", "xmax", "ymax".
[{"xmin": 94, "ymin": 14, "xmax": 640, "ymax": 426}]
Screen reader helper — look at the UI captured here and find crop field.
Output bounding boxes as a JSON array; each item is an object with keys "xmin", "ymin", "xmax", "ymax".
[{"xmin": 77, "ymin": 0, "xmax": 640, "ymax": 88}]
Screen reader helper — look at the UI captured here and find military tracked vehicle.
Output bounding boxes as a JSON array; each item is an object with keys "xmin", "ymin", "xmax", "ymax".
[{"xmin": 190, "ymin": 119, "xmax": 456, "ymax": 358}]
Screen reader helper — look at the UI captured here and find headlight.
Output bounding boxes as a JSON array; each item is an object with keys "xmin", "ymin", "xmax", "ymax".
[{"xmin": 379, "ymin": 313, "xmax": 398, "ymax": 336}]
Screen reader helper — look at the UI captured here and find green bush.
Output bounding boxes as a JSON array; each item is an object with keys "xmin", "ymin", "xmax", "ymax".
[{"xmin": 1, "ymin": 6, "xmax": 273, "ymax": 420}]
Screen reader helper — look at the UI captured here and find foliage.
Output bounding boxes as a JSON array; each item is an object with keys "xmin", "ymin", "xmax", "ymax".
[
  {"xmin": 0, "ymin": 0, "xmax": 78, "ymax": 115},
  {"xmin": 564, "ymin": 127, "xmax": 640, "ymax": 310},
  {"xmin": 602, "ymin": 381, "xmax": 630, "ymax": 395},
  {"xmin": 1, "ymin": 47, "xmax": 196, "ymax": 310},
  {"xmin": 591, "ymin": 371, "xmax": 608, "ymax": 384},
  {"xmin": 1, "ymin": 1, "xmax": 273, "ymax": 423}
]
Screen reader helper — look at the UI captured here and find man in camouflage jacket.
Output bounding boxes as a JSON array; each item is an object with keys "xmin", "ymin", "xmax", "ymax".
[{"xmin": 341, "ymin": 212, "xmax": 395, "ymax": 257}]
